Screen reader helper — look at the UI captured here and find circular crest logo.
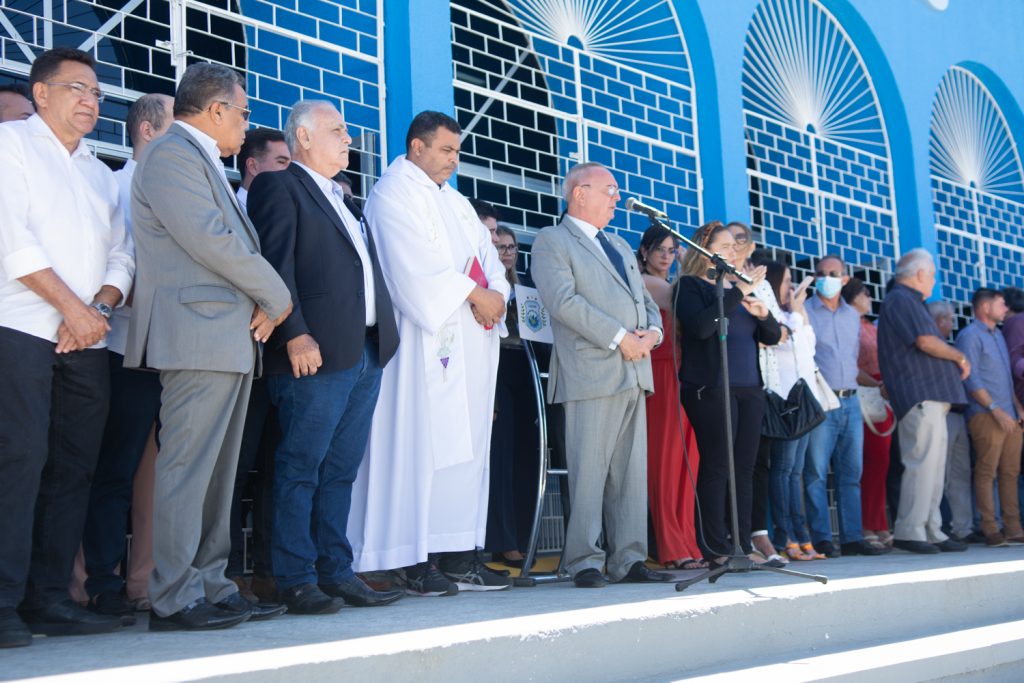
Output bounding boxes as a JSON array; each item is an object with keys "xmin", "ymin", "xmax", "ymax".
[{"xmin": 523, "ymin": 299, "xmax": 547, "ymax": 332}]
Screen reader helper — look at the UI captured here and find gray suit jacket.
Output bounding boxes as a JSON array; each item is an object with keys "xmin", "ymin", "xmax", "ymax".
[
  {"xmin": 125, "ymin": 123, "xmax": 291, "ymax": 373},
  {"xmin": 530, "ymin": 217, "xmax": 659, "ymax": 404}
]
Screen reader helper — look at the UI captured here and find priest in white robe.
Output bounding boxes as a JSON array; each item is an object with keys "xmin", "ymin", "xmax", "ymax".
[{"xmin": 349, "ymin": 111, "xmax": 512, "ymax": 594}]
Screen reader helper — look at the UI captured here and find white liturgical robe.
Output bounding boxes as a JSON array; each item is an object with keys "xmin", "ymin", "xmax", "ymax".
[{"xmin": 349, "ymin": 155, "xmax": 509, "ymax": 572}]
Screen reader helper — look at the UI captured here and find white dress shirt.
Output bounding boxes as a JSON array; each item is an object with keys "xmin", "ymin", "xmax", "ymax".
[
  {"xmin": 292, "ymin": 161, "xmax": 376, "ymax": 326},
  {"xmin": 0, "ymin": 114, "xmax": 133, "ymax": 343},
  {"xmin": 106, "ymin": 159, "xmax": 138, "ymax": 356},
  {"xmin": 564, "ymin": 214, "xmax": 661, "ymax": 349},
  {"xmin": 236, "ymin": 185, "xmax": 248, "ymax": 213}
]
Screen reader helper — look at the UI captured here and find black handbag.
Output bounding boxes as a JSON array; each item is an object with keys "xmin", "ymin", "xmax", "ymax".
[{"xmin": 762, "ymin": 377, "xmax": 826, "ymax": 440}]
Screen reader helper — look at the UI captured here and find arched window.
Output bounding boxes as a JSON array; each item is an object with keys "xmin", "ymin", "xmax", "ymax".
[
  {"xmin": 451, "ymin": 0, "xmax": 702, "ymax": 250},
  {"xmin": 930, "ymin": 65, "xmax": 1024, "ymax": 319},
  {"xmin": 742, "ymin": 0, "xmax": 898, "ymax": 299}
]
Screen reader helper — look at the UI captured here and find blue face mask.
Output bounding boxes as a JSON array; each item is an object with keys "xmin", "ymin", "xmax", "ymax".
[{"xmin": 816, "ymin": 276, "xmax": 842, "ymax": 299}]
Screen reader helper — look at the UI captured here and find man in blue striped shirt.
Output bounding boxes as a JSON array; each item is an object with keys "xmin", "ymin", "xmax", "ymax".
[
  {"xmin": 878, "ymin": 249, "xmax": 969, "ymax": 554},
  {"xmin": 955, "ymin": 288, "xmax": 1024, "ymax": 547}
]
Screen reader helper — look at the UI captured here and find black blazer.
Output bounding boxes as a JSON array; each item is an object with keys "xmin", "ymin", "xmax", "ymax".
[
  {"xmin": 247, "ymin": 164, "xmax": 399, "ymax": 375},
  {"xmin": 674, "ymin": 275, "xmax": 782, "ymax": 389}
]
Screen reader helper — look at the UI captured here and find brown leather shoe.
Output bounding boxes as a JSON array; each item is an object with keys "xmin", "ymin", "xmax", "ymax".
[
  {"xmin": 249, "ymin": 575, "xmax": 278, "ymax": 603},
  {"xmin": 228, "ymin": 576, "xmax": 259, "ymax": 604},
  {"xmin": 985, "ymin": 533, "xmax": 1009, "ymax": 547}
]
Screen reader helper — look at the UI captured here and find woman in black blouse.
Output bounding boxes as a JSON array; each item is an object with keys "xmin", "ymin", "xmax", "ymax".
[{"xmin": 674, "ymin": 221, "xmax": 782, "ymax": 564}]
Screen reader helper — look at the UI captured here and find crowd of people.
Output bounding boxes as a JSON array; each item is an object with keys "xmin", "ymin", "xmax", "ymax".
[{"xmin": 2, "ymin": 48, "xmax": 1022, "ymax": 651}]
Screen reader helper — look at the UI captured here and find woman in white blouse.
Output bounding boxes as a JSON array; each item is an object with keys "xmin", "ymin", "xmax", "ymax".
[{"xmin": 764, "ymin": 260, "xmax": 829, "ymax": 561}]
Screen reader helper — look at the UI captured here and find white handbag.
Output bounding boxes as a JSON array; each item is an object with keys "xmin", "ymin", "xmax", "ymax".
[
  {"xmin": 859, "ymin": 385, "xmax": 896, "ymax": 436},
  {"xmin": 813, "ymin": 367, "xmax": 841, "ymax": 411}
]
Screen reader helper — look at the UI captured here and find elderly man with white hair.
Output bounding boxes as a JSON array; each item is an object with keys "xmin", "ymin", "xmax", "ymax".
[
  {"xmin": 878, "ymin": 249, "xmax": 970, "ymax": 554},
  {"xmin": 247, "ymin": 100, "xmax": 402, "ymax": 614}
]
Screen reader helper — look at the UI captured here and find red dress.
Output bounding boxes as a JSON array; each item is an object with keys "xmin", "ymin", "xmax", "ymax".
[
  {"xmin": 646, "ymin": 309, "xmax": 703, "ymax": 563},
  {"xmin": 859, "ymin": 319, "xmax": 893, "ymax": 531}
]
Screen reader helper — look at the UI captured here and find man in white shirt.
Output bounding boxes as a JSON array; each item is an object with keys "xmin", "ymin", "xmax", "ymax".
[
  {"xmin": 0, "ymin": 47, "xmax": 133, "ymax": 648},
  {"xmin": 235, "ymin": 127, "xmax": 290, "ymax": 212},
  {"xmin": 0, "ymin": 83, "xmax": 34, "ymax": 122},
  {"xmin": 79, "ymin": 93, "xmax": 173, "ymax": 621}
]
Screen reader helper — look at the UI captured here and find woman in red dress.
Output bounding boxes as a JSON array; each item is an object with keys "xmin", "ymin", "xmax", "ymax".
[
  {"xmin": 637, "ymin": 226, "xmax": 704, "ymax": 569},
  {"xmin": 842, "ymin": 279, "xmax": 894, "ymax": 547}
]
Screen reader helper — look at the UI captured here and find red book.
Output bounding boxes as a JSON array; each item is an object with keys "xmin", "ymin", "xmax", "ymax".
[{"xmin": 465, "ymin": 256, "xmax": 493, "ymax": 330}]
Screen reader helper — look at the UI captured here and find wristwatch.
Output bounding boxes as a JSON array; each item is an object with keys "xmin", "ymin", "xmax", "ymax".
[
  {"xmin": 91, "ymin": 302, "xmax": 113, "ymax": 319},
  {"xmin": 987, "ymin": 402, "xmax": 999, "ymax": 412}
]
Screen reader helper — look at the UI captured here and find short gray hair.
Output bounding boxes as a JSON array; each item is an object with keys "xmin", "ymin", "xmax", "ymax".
[
  {"xmin": 562, "ymin": 162, "xmax": 605, "ymax": 203},
  {"xmin": 284, "ymin": 100, "xmax": 334, "ymax": 152},
  {"xmin": 126, "ymin": 93, "xmax": 172, "ymax": 148},
  {"xmin": 173, "ymin": 63, "xmax": 244, "ymax": 117},
  {"xmin": 927, "ymin": 300, "xmax": 954, "ymax": 319},
  {"xmin": 895, "ymin": 248, "xmax": 934, "ymax": 281}
]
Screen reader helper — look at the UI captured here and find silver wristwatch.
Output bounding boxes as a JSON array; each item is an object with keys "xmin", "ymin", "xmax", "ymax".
[{"xmin": 91, "ymin": 302, "xmax": 113, "ymax": 319}]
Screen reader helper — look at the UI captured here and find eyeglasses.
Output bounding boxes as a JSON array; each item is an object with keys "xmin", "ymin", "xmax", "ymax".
[
  {"xmin": 580, "ymin": 184, "xmax": 619, "ymax": 197},
  {"xmin": 732, "ymin": 233, "xmax": 751, "ymax": 245},
  {"xmin": 46, "ymin": 82, "xmax": 104, "ymax": 103},
  {"xmin": 497, "ymin": 245, "xmax": 518, "ymax": 254},
  {"xmin": 650, "ymin": 246, "xmax": 676, "ymax": 256},
  {"xmin": 214, "ymin": 100, "xmax": 251, "ymax": 121}
]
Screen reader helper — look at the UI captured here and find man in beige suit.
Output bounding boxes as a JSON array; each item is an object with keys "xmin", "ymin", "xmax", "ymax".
[
  {"xmin": 530, "ymin": 162, "xmax": 672, "ymax": 588},
  {"xmin": 126, "ymin": 63, "xmax": 292, "ymax": 630}
]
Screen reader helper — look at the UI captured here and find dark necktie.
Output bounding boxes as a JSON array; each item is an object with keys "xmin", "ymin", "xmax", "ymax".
[{"xmin": 596, "ymin": 230, "xmax": 628, "ymax": 283}]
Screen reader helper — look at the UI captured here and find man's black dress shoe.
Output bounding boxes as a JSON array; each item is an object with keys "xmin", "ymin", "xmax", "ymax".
[
  {"xmin": 280, "ymin": 583, "xmax": 344, "ymax": 615},
  {"xmin": 320, "ymin": 576, "xmax": 403, "ymax": 607},
  {"xmin": 217, "ymin": 591, "xmax": 288, "ymax": 621},
  {"xmin": 840, "ymin": 540, "xmax": 892, "ymax": 556},
  {"xmin": 935, "ymin": 538, "xmax": 968, "ymax": 552},
  {"xmin": 893, "ymin": 539, "xmax": 940, "ymax": 554},
  {"xmin": 813, "ymin": 540, "xmax": 841, "ymax": 558},
  {"xmin": 621, "ymin": 562, "xmax": 673, "ymax": 583},
  {"xmin": 149, "ymin": 598, "xmax": 250, "ymax": 632},
  {"xmin": 0, "ymin": 608, "xmax": 32, "ymax": 648},
  {"xmin": 18, "ymin": 599, "xmax": 121, "ymax": 636},
  {"xmin": 572, "ymin": 568, "xmax": 607, "ymax": 588}
]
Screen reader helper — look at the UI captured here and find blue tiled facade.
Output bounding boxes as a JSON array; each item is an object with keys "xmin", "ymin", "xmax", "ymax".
[{"xmin": 3, "ymin": 0, "xmax": 1024, "ymax": 309}]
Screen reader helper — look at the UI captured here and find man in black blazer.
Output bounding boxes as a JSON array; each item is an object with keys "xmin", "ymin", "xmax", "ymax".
[{"xmin": 247, "ymin": 101, "xmax": 401, "ymax": 615}]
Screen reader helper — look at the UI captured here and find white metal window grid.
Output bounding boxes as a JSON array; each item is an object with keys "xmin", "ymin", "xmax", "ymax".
[
  {"xmin": 741, "ymin": 0, "xmax": 900, "ymax": 306},
  {"xmin": 451, "ymin": 0, "xmax": 702, "ymax": 248},
  {"xmin": 930, "ymin": 66, "xmax": 1024, "ymax": 319},
  {"xmin": 0, "ymin": 0, "xmax": 385, "ymax": 190}
]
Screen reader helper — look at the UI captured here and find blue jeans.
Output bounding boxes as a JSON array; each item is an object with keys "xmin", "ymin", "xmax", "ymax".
[
  {"xmin": 770, "ymin": 433, "xmax": 812, "ymax": 547},
  {"xmin": 804, "ymin": 395, "xmax": 864, "ymax": 545},
  {"xmin": 268, "ymin": 343, "xmax": 382, "ymax": 589}
]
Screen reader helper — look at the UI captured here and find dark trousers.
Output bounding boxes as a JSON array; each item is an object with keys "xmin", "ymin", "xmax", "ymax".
[
  {"xmin": 682, "ymin": 384, "xmax": 765, "ymax": 558},
  {"xmin": 752, "ymin": 436, "xmax": 772, "ymax": 533},
  {"xmin": 81, "ymin": 351, "xmax": 161, "ymax": 598},
  {"xmin": 485, "ymin": 347, "xmax": 540, "ymax": 553},
  {"xmin": 268, "ymin": 342, "xmax": 382, "ymax": 589},
  {"xmin": 0, "ymin": 326, "xmax": 109, "ymax": 609},
  {"xmin": 227, "ymin": 378, "xmax": 279, "ymax": 578}
]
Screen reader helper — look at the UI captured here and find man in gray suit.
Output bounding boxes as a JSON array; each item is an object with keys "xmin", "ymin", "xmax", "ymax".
[
  {"xmin": 126, "ymin": 63, "xmax": 292, "ymax": 631},
  {"xmin": 531, "ymin": 162, "xmax": 672, "ymax": 588}
]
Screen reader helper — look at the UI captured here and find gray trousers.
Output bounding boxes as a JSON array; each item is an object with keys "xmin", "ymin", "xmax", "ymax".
[
  {"xmin": 150, "ymin": 368, "xmax": 253, "ymax": 616},
  {"xmin": 562, "ymin": 387, "xmax": 647, "ymax": 581},
  {"xmin": 894, "ymin": 401, "xmax": 950, "ymax": 543},
  {"xmin": 943, "ymin": 411, "xmax": 973, "ymax": 538}
]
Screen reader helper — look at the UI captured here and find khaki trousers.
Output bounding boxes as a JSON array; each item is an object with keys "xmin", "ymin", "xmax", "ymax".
[{"xmin": 968, "ymin": 412, "xmax": 1024, "ymax": 538}]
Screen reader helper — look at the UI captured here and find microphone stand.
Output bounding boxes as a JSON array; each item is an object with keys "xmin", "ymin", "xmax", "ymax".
[{"xmin": 639, "ymin": 212, "xmax": 827, "ymax": 591}]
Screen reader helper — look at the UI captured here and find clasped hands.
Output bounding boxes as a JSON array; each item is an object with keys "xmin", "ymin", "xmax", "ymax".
[
  {"xmin": 468, "ymin": 286, "xmax": 505, "ymax": 328},
  {"xmin": 619, "ymin": 328, "xmax": 658, "ymax": 362},
  {"xmin": 56, "ymin": 302, "xmax": 111, "ymax": 353}
]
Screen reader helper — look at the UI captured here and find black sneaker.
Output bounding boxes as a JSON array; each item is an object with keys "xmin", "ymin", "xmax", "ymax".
[
  {"xmin": 0, "ymin": 608, "xmax": 31, "ymax": 648},
  {"xmin": 813, "ymin": 540, "xmax": 841, "ymax": 558},
  {"xmin": 401, "ymin": 560, "xmax": 458, "ymax": 597},
  {"xmin": 88, "ymin": 591, "xmax": 137, "ymax": 627},
  {"xmin": 439, "ymin": 551, "xmax": 512, "ymax": 592}
]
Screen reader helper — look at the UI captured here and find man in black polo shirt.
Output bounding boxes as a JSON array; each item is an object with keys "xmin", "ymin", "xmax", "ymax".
[{"xmin": 878, "ymin": 249, "xmax": 969, "ymax": 554}]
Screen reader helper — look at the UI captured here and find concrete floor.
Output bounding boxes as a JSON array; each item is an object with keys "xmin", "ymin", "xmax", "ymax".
[{"xmin": 5, "ymin": 547, "xmax": 1024, "ymax": 682}]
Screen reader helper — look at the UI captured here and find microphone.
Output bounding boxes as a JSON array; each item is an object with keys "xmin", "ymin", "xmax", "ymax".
[{"xmin": 624, "ymin": 197, "xmax": 668, "ymax": 220}]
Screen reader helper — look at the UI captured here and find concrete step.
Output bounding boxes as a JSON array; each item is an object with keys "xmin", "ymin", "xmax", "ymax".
[
  {"xmin": 672, "ymin": 619, "xmax": 1024, "ymax": 682},
  {"xmin": 8, "ymin": 556, "xmax": 1024, "ymax": 682}
]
